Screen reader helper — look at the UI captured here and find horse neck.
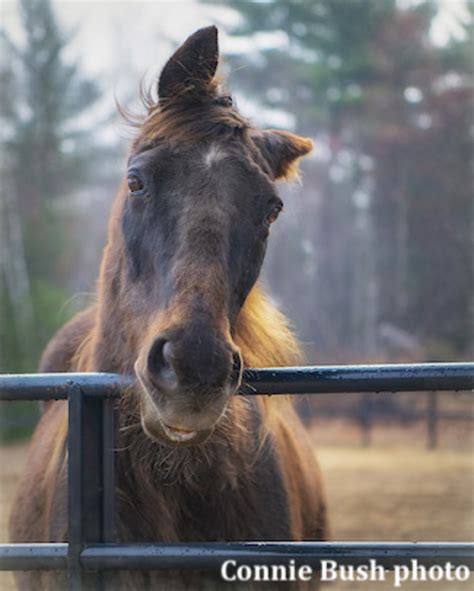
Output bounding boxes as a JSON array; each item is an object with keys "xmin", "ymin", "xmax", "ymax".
[
  {"xmin": 234, "ymin": 284, "xmax": 302, "ymax": 368},
  {"xmin": 76, "ymin": 194, "xmax": 137, "ymax": 374}
]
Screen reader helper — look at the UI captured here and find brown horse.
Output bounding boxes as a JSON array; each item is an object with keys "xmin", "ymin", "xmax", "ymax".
[{"xmin": 10, "ymin": 26, "xmax": 327, "ymax": 590}]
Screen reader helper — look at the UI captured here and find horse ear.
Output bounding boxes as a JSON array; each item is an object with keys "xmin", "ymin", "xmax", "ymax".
[
  {"xmin": 254, "ymin": 130, "xmax": 314, "ymax": 180},
  {"xmin": 158, "ymin": 26, "xmax": 219, "ymax": 102}
]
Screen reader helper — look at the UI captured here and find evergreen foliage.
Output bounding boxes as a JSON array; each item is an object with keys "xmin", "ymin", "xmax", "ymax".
[{"xmin": 0, "ymin": 0, "xmax": 110, "ymax": 441}]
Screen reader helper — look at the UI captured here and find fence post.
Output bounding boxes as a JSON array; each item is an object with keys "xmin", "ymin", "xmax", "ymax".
[
  {"xmin": 427, "ymin": 391, "xmax": 438, "ymax": 450},
  {"xmin": 67, "ymin": 385, "xmax": 84, "ymax": 591},
  {"xmin": 359, "ymin": 394, "xmax": 372, "ymax": 447},
  {"xmin": 67, "ymin": 386, "xmax": 116, "ymax": 590}
]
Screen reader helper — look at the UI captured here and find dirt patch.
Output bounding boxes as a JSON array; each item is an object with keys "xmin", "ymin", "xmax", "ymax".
[{"xmin": 317, "ymin": 446, "xmax": 474, "ymax": 542}]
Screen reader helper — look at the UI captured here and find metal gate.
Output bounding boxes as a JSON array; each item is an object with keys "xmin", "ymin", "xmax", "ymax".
[{"xmin": 0, "ymin": 363, "xmax": 473, "ymax": 589}]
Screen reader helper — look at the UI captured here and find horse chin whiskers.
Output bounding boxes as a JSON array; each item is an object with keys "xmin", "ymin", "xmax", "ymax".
[
  {"xmin": 134, "ymin": 364, "xmax": 232, "ymax": 446},
  {"xmin": 115, "ymin": 382, "xmax": 252, "ymax": 489}
]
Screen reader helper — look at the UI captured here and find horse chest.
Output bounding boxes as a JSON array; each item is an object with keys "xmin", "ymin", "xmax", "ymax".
[{"xmin": 116, "ymin": 443, "xmax": 291, "ymax": 542}]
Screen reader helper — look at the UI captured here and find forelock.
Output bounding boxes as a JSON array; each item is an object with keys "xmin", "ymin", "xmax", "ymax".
[{"xmin": 122, "ymin": 77, "xmax": 250, "ymax": 150}]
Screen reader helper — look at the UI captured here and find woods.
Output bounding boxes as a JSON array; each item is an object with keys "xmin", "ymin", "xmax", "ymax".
[
  {"xmin": 1, "ymin": 0, "xmax": 116, "ymax": 373},
  {"xmin": 0, "ymin": 0, "xmax": 119, "ymax": 439}
]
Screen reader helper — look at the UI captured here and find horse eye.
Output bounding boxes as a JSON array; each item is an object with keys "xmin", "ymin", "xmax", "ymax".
[
  {"xmin": 266, "ymin": 204, "xmax": 283, "ymax": 225},
  {"xmin": 127, "ymin": 174, "xmax": 145, "ymax": 196}
]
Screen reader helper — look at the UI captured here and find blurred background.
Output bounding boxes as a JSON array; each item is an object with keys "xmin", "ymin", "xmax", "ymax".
[
  {"xmin": 1, "ymin": 0, "xmax": 472, "ymax": 439},
  {"xmin": 0, "ymin": 2, "xmax": 473, "ymax": 586}
]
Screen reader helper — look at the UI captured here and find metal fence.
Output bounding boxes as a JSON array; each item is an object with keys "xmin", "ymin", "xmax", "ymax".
[
  {"xmin": 305, "ymin": 390, "xmax": 474, "ymax": 449},
  {"xmin": 0, "ymin": 363, "xmax": 473, "ymax": 589}
]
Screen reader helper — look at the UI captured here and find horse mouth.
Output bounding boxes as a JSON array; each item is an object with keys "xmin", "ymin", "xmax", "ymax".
[
  {"xmin": 160, "ymin": 421, "xmax": 198, "ymax": 443},
  {"xmin": 135, "ymin": 364, "xmax": 218, "ymax": 446},
  {"xmin": 140, "ymin": 412, "xmax": 212, "ymax": 446}
]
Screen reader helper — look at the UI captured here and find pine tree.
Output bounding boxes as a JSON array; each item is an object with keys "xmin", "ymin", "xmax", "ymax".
[
  {"xmin": 0, "ymin": 0, "xmax": 105, "ymax": 373},
  {"xmin": 209, "ymin": 0, "xmax": 396, "ymax": 128}
]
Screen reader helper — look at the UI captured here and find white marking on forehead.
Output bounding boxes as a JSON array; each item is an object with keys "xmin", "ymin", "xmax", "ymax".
[{"xmin": 204, "ymin": 144, "xmax": 226, "ymax": 168}]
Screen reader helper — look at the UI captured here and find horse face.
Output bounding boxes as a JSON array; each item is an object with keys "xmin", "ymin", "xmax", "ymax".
[{"xmin": 123, "ymin": 27, "xmax": 312, "ymax": 446}]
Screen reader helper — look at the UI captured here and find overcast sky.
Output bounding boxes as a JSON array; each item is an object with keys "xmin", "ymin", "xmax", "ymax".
[{"xmin": 0, "ymin": 0, "xmax": 471, "ymax": 133}]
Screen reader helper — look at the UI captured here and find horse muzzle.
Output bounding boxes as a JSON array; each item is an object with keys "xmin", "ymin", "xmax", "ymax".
[{"xmin": 134, "ymin": 332, "xmax": 243, "ymax": 446}]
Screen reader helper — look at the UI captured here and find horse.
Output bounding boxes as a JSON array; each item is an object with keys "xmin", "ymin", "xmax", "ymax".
[{"xmin": 9, "ymin": 26, "xmax": 328, "ymax": 590}]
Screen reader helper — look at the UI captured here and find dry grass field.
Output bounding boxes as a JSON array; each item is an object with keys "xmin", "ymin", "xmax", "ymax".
[{"xmin": 0, "ymin": 432, "xmax": 472, "ymax": 590}]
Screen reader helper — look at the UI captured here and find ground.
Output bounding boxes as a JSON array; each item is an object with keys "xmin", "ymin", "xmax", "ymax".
[{"xmin": 0, "ymin": 425, "xmax": 472, "ymax": 590}]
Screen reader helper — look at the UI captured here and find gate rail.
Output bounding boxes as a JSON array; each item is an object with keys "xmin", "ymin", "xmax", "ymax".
[{"xmin": 0, "ymin": 363, "xmax": 473, "ymax": 589}]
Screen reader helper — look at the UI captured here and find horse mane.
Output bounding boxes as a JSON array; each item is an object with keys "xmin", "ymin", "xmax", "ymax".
[
  {"xmin": 118, "ymin": 77, "xmax": 250, "ymax": 148},
  {"xmin": 235, "ymin": 284, "xmax": 302, "ymax": 368},
  {"xmin": 234, "ymin": 283, "xmax": 303, "ymax": 437}
]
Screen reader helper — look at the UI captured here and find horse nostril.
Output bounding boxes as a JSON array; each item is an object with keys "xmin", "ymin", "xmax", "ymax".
[
  {"xmin": 162, "ymin": 341, "xmax": 174, "ymax": 367},
  {"xmin": 147, "ymin": 339, "xmax": 179, "ymax": 390},
  {"xmin": 230, "ymin": 351, "xmax": 243, "ymax": 391}
]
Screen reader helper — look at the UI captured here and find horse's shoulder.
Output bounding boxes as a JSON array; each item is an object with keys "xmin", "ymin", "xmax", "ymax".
[
  {"xmin": 9, "ymin": 401, "xmax": 67, "ymax": 543},
  {"xmin": 39, "ymin": 305, "xmax": 97, "ymax": 373}
]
